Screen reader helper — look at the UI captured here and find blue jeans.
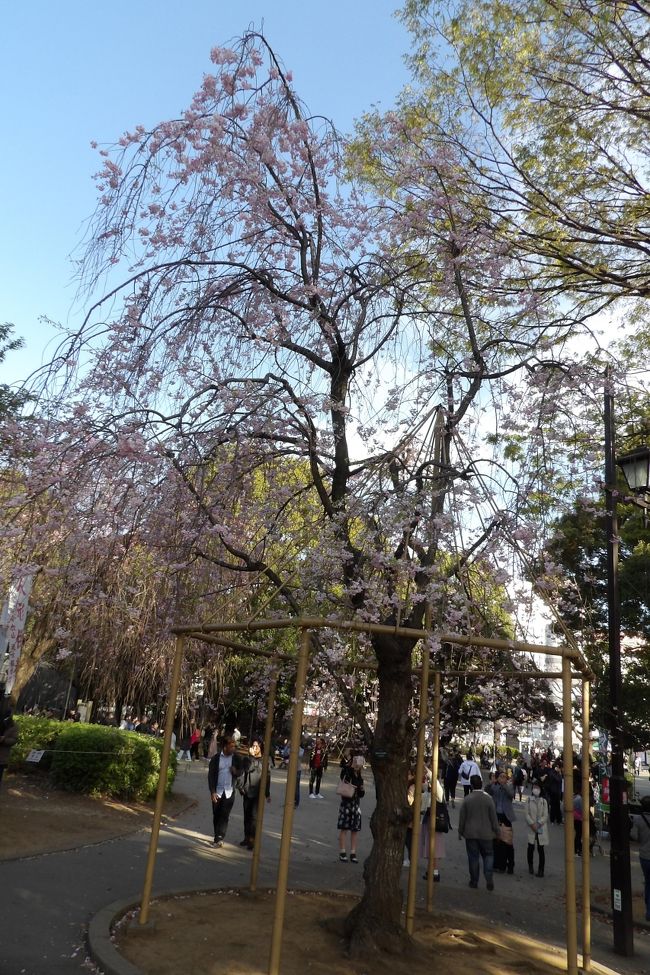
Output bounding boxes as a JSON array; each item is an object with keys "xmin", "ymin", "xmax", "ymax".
[
  {"xmin": 640, "ymin": 857, "xmax": 650, "ymax": 920},
  {"xmin": 465, "ymin": 838, "xmax": 494, "ymax": 885}
]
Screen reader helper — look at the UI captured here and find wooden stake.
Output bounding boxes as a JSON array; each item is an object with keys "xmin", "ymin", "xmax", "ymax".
[{"xmin": 139, "ymin": 635, "xmax": 184, "ymax": 926}]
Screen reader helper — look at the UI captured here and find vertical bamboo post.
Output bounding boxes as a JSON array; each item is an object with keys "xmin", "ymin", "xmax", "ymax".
[
  {"xmin": 406, "ymin": 644, "xmax": 430, "ymax": 934},
  {"xmin": 139, "ymin": 635, "xmax": 184, "ymax": 925},
  {"xmin": 562, "ymin": 655, "xmax": 578, "ymax": 975},
  {"xmin": 426, "ymin": 671, "xmax": 441, "ymax": 911},
  {"xmin": 250, "ymin": 668, "xmax": 278, "ymax": 892},
  {"xmin": 582, "ymin": 676, "xmax": 592, "ymax": 971},
  {"xmin": 268, "ymin": 629, "xmax": 310, "ymax": 975}
]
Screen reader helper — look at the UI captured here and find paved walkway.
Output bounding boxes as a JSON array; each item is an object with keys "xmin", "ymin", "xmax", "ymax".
[{"xmin": 2, "ymin": 762, "xmax": 650, "ymax": 974}]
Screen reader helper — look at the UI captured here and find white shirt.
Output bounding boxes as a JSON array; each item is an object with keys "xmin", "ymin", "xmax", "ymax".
[
  {"xmin": 459, "ymin": 759, "xmax": 481, "ymax": 784},
  {"xmin": 216, "ymin": 753, "xmax": 234, "ymax": 797}
]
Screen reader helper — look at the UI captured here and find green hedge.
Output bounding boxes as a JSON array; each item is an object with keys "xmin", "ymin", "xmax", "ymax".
[
  {"xmin": 11, "ymin": 717, "xmax": 176, "ymax": 801},
  {"xmin": 11, "ymin": 715, "xmax": 67, "ymax": 770}
]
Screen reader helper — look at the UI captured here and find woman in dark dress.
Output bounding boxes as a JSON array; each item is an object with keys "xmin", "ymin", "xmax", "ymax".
[{"xmin": 337, "ymin": 752, "xmax": 365, "ymax": 863}]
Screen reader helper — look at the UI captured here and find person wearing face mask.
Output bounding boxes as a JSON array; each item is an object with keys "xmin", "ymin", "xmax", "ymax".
[
  {"xmin": 238, "ymin": 739, "xmax": 271, "ymax": 850},
  {"xmin": 525, "ymin": 783, "xmax": 549, "ymax": 877}
]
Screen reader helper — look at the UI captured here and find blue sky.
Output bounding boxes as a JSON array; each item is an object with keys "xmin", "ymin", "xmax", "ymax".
[{"xmin": 0, "ymin": 1, "xmax": 411, "ymax": 386}]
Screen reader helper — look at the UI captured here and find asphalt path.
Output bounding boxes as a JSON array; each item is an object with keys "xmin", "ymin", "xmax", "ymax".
[{"xmin": 3, "ymin": 762, "xmax": 650, "ymax": 975}]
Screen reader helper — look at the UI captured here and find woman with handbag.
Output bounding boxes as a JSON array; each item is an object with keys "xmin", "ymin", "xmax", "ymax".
[
  {"xmin": 337, "ymin": 753, "xmax": 365, "ymax": 862},
  {"xmin": 525, "ymin": 784, "xmax": 549, "ymax": 877}
]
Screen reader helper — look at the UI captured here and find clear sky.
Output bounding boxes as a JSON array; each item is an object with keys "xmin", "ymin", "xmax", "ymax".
[{"xmin": 0, "ymin": 1, "xmax": 411, "ymax": 386}]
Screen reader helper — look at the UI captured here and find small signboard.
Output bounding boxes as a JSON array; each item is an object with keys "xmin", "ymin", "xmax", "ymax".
[
  {"xmin": 613, "ymin": 888, "xmax": 622, "ymax": 912},
  {"xmin": 26, "ymin": 749, "xmax": 45, "ymax": 763}
]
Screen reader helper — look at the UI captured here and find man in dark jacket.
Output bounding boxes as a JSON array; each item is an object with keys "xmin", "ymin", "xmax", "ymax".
[
  {"xmin": 458, "ymin": 774, "xmax": 500, "ymax": 890},
  {"xmin": 207, "ymin": 735, "xmax": 245, "ymax": 846}
]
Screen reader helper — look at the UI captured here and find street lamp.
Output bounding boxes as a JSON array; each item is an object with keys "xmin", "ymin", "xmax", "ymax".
[
  {"xmin": 604, "ymin": 392, "xmax": 650, "ymax": 957},
  {"xmin": 618, "ymin": 446, "xmax": 650, "ymax": 496}
]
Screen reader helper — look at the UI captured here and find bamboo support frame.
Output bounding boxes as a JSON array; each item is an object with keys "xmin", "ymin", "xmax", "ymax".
[
  {"xmin": 581, "ymin": 677, "xmax": 592, "ymax": 971},
  {"xmin": 406, "ymin": 647, "xmax": 430, "ymax": 933},
  {"xmin": 250, "ymin": 669, "xmax": 278, "ymax": 892},
  {"xmin": 172, "ymin": 617, "xmax": 587, "ymax": 667},
  {"xmin": 268, "ymin": 629, "xmax": 311, "ymax": 975},
  {"xmin": 142, "ymin": 617, "xmax": 592, "ymax": 972},
  {"xmin": 562, "ymin": 656, "xmax": 579, "ymax": 975},
  {"xmin": 139, "ymin": 635, "xmax": 184, "ymax": 926},
  {"xmin": 426, "ymin": 671, "xmax": 441, "ymax": 912}
]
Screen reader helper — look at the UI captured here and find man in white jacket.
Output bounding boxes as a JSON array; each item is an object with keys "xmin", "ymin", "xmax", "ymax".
[{"xmin": 458, "ymin": 752, "xmax": 481, "ymax": 796}]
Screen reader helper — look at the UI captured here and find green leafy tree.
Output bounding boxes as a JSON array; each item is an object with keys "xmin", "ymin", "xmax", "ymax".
[{"xmin": 399, "ymin": 0, "xmax": 650, "ymax": 303}]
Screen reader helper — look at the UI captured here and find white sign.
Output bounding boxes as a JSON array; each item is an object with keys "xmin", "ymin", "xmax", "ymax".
[
  {"xmin": 3, "ymin": 574, "xmax": 34, "ymax": 693},
  {"xmin": 613, "ymin": 888, "xmax": 622, "ymax": 912},
  {"xmin": 26, "ymin": 749, "xmax": 45, "ymax": 763}
]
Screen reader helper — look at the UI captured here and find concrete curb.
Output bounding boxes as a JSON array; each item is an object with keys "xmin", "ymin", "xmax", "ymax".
[{"xmin": 87, "ymin": 884, "xmax": 362, "ymax": 975}]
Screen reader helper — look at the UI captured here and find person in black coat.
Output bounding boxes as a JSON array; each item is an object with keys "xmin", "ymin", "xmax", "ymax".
[
  {"xmin": 207, "ymin": 735, "xmax": 246, "ymax": 846},
  {"xmin": 238, "ymin": 739, "xmax": 271, "ymax": 849}
]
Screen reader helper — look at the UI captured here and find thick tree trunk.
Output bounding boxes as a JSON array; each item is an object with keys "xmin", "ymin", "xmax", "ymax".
[
  {"xmin": 344, "ymin": 632, "xmax": 416, "ymax": 957},
  {"xmin": 9, "ymin": 637, "xmax": 55, "ymax": 707}
]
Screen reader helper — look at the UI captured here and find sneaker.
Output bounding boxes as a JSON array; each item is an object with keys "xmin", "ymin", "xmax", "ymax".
[
  {"xmin": 487, "ymin": 882, "xmax": 494, "ymax": 891},
  {"xmin": 469, "ymin": 881, "xmax": 478, "ymax": 888},
  {"xmin": 433, "ymin": 871, "xmax": 440, "ymax": 883},
  {"xmin": 308, "ymin": 793, "xmax": 316, "ymax": 799},
  {"xmin": 403, "ymin": 857, "xmax": 410, "ymax": 867},
  {"xmin": 239, "ymin": 839, "xmax": 249, "ymax": 847},
  {"xmin": 316, "ymin": 793, "xmax": 325, "ymax": 799},
  {"xmin": 350, "ymin": 853, "xmax": 358, "ymax": 863},
  {"xmin": 212, "ymin": 840, "xmax": 223, "ymax": 848},
  {"xmin": 339, "ymin": 852, "xmax": 348, "ymax": 862}
]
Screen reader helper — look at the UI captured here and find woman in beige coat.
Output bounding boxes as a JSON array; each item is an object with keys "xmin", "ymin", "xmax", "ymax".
[{"xmin": 524, "ymin": 786, "xmax": 549, "ymax": 877}]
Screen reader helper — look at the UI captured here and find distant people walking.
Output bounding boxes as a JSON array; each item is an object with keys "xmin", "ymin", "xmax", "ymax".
[
  {"xmin": 0, "ymin": 701, "xmax": 18, "ymax": 789},
  {"xmin": 573, "ymin": 788, "xmax": 583, "ymax": 856},
  {"xmin": 630, "ymin": 795, "xmax": 650, "ymax": 921},
  {"xmin": 308, "ymin": 737, "xmax": 327, "ymax": 798},
  {"xmin": 444, "ymin": 754, "xmax": 460, "ymax": 807},
  {"xmin": 177, "ymin": 729, "xmax": 192, "ymax": 761},
  {"xmin": 512, "ymin": 763, "xmax": 526, "ymax": 801},
  {"xmin": 190, "ymin": 725, "xmax": 201, "ymax": 760},
  {"xmin": 337, "ymin": 753, "xmax": 365, "ymax": 863},
  {"xmin": 207, "ymin": 735, "xmax": 245, "ymax": 847},
  {"xmin": 490, "ymin": 770, "xmax": 516, "ymax": 874},
  {"xmin": 238, "ymin": 739, "xmax": 270, "ymax": 850},
  {"xmin": 458, "ymin": 774, "xmax": 500, "ymax": 890},
  {"xmin": 525, "ymin": 785, "xmax": 549, "ymax": 877},
  {"xmin": 458, "ymin": 752, "xmax": 481, "ymax": 797},
  {"xmin": 421, "ymin": 777, "xmax": 448, "ymax": 882},
  {"xmin": 546, "ymin": 763, "xmax": 563, "ymax": 824}
]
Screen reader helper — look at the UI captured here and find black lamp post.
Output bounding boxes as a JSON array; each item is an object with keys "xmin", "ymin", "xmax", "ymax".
[{"xmin": 604, "ymin": 388, "xmax": 650, "ymax": 957}]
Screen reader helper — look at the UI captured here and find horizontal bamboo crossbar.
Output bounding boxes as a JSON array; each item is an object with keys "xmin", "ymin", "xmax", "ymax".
[{"xmin": 172, "ymin": 615, "xmax": 589, "ymax": 672}]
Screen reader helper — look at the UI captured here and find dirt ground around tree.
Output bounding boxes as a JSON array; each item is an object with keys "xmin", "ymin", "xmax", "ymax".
[{"xmin": 115, "ymin": 888, "xmax": 572, "ymax": 975}]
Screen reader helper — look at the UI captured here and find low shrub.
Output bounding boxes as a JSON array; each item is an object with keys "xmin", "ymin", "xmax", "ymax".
[
  {"xmin": 11, "ymin": 715, "xmax": 67, "ymax": 771},
  {"xmin": 49, "ymin": 725, "xmax": 176, "ymax": 800}
]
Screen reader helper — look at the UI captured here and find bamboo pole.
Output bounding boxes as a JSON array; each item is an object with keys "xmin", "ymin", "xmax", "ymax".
[
  {"xmin": 406, "ymin": 646, "xmax": 430, "ymax": 934},
  {"xmin": 139, "ymin": 635, "xmax": 184, "ymax": 926},
  {"xmin": 582, "ymin": 677, "xmax": 592, "ymax": 971},
  {"xmin": 268, "ymin": 629, "xmax": 310, "ymax": 975},
  {"xmin": 426, "ymin": 671, "xmax": 441, "ymax": 911},
  {"xmin": 250, "ymin": 669, "xmax": 278, "ymax": 892},
  {"xmin": 172, "ymin": 616, "xmax": 586, "ymax": 665},
  {"xmin": 562, "ymin": 655, "xmax": 578, "ymax": 975}
]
